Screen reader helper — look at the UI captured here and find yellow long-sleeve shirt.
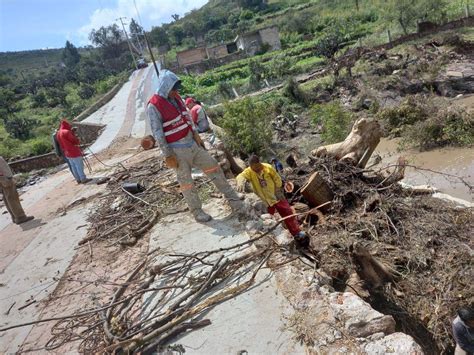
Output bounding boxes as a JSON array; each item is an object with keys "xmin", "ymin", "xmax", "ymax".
[{"xmin": 236, "ymin": 163, "xmax": 282, "ymax": 207}]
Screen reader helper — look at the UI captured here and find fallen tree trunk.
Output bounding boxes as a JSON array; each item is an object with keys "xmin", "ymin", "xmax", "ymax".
[{"xmin": 312, "ymin": 118, "xmax": 382, "ymax": 168}]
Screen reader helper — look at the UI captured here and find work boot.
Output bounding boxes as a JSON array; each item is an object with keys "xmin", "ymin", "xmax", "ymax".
[
  {"xmin": 192, "ymin": 209, "xmax": 212, "ymax": 223},
  {"xmin": 294, "ymin": 231, "xmax": 309, "ymax": 248},
  {"xmin": 15, "ymin": 216, "xmax": 34, "ymax": 225},
  {"xmin": 80, "ymin": 178, "xmax": 93, "ymax": 184}
]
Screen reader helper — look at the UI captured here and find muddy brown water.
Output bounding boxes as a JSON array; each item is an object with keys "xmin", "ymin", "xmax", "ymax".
[{"xmin": 375, "ymin": 138, "xmax": 474, "ymax": 202}]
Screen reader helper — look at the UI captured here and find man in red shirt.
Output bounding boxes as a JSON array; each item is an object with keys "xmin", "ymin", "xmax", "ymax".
[{"xmin": 56, "ymin": 120, "xmax": 91, "ymax": 184}]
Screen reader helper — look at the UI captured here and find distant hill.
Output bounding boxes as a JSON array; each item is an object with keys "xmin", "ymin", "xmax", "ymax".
[{"xmin": 0, "ymin": 47, "xmax": 91, "ymax": 79}]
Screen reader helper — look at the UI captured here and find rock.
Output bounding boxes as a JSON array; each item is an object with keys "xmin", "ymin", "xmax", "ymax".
[
  {"xmin": 345, "ymin": 272, "xmax": 370, "ymax": 298},
  {"xmin": 362, "ymin": 98, "xmax": 373, "ymax": 109},
  {"xmin": 110, "ymin": 197, "xmax": 123, "ymax": 210},
  {"xmin": 364, "ymin": 333, "xmax": 424, "ymax": 354},
  {"xmin": 260, "ymin": 213, "xmax": 274, "ymax": 221},
  {"xmin": 446, "ymin": 70, "xmax": 464, "ymax": 78},
  {"xmin": 329, "ymin": 292, "xmax": 396, "ymax": 337},
  {"xmin": 262, "ymin": 218, "xmax": 277, "ymax": 227}
]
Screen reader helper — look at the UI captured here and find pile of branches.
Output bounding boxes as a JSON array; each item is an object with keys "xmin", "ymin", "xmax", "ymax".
[
  {"xmin": 79, "ymin": 157, "xmax": 209, "ymax": 247},
  {"xmin": 41, "ymin": 237, "xmax": 272, "ymax": 353},
  {"xmin": 287, "ymin": 156, "xmax": 473, "ymax": 354}
]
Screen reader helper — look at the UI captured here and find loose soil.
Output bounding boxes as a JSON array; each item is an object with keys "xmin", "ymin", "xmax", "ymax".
[{"xmin": 286, "ymin": 156, "xmax": 473, "ymax": 354}]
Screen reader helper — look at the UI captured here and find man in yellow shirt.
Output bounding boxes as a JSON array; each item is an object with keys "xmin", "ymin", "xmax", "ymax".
[{"xmin": 236, "ymin": 155, "xmax": 308, "ymax": 247}]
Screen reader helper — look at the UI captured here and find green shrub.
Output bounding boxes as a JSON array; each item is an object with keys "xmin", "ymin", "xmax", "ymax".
[
  {"xmin": 28, "ymin": 136, "xmax": 52, "ymax": 155},
  {"xmin": 265, "ymin": 55, "xmax": 295, "ymax": 79},
  {"xmin": 220, "ymin": 97, "xmax": 272, "ymax": 156},
  {"xmin": 248, "ymin": 59, "xmax": 265, "ymax": 89},
  {"xmin": 78, "ymin": 84, "xmax": 96, "ymax": 100},
  {"xmin": 280, "ymin": 32, "xmax": 304, "ymax": 49},
  {"xmin": 240, "ymin": 9, "xmax": 255, "ymax": 20},
  {"xmin": 377, "ymin": 96, "xmax": 431, "ymax": 135},
  {"xmin": 311, "ymin": 101, "xmax": 352, "ymax": 143},
  {"xmin": 378, "ymin": 96, "xmax": 474, "ymax": 150},
  {"xmin": 217, "ymin": 81, "xmax": 234, "ymax": 100},
  {"xmin": 2, "ymin": 113, "xmax": 38, "ymax": 140},
  {"xmin": 402, "ymin": 107, "xmax": 474, "ymax": 150},
  {"xmin": 283, "ymin": 77, "xmax": 308, "ymax": 105}
]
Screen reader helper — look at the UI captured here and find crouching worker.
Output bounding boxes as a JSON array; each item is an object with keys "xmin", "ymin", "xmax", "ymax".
[
  {"xmin": 147, "ymin": 70, "xmax": 243, "ymax": 222},
  {"xmin": 0, "ymin": 156, "xmax": 34, "ymax": 225},
  {"xmin": 185, "ymin": 97, "xmax": 209, "ymax": 133},
  {"xmin": 236, "ymin": 155, "xmax": 309, "ymax": 247},
  {"xmin": 453, "ymin": 306, "xmax": 474, "ymax": 355}
]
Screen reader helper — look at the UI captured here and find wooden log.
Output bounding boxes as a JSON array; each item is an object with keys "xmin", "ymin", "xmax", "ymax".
[
  {"xmin": 312, "ymin": 118, "xmax": 382, "ymax": 168},
  {"xmin": 301, "ymin": 172, "xmax": 333, "ymax": 210}
]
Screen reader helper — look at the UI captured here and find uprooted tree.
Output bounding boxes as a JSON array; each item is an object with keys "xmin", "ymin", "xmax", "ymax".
[{"xmin": 312, "ymin": 117, "xmax": 382, "ymax": 168}]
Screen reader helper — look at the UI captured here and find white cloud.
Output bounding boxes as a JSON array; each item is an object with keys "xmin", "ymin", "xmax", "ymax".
[{"xmin": 77, "ymin": 0, "xmax": 208, "ymax": 45}]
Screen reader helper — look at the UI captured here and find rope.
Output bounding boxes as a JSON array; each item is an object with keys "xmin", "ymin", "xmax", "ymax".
[{"xmin": 85, "ymin": 147, "xmax": 144, "ymax": 172}]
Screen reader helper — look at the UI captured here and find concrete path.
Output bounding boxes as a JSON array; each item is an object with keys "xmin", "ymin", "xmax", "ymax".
[
  {"xmin": 145, "ymin": 199, "xmax": 304, "ymax": 354},
  {"xmin": 0, "ymin": 67, "xmax": 151, "ymax": 352},
  {"xmin": 83, "ymin": 66, "xmax": 153, "ymax": 153}
]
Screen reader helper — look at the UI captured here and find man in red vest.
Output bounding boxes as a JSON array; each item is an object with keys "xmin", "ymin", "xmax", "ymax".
[
  {"xmin": 185, "ymin": 97, "xmax": 209, "ymax": 133},
  {"xmin": 147, "ymin": 70, "xmax": 243, "ymax": 222}
]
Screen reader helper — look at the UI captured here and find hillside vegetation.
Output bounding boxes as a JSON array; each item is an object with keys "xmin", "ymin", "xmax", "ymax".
[{"xmin": 0, "ymin": 0, "xmax": 472, "ymax": 160}]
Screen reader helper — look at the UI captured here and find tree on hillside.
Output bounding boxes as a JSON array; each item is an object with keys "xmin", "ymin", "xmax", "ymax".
[
  {"xmin": 171, "ymin": 14, "xmax": 180, "ymax": 22},
  {"xmin": 384, "ymin": 0, "xmax": 446, "ymax": 35},
  {"xmin": 89, "ymin": 24, "xmax": 124, "ymax": 59},
  {"xmin": 169, "ymin": 25, "xmax": 186, "ymax": 45},
  {"xmin": 0, "ymin": 88, "xmax": 18, "ymax": 117},
  {"xmin": 89, "ymin": 24, "xmax": 132, "ymax": 72},
  {"xmin": 0, "ymin": 88, "xmax": 36, "ymax": 140},
  {"xmin": 149, "ymin": 26, "xmax": 169, "ymax": 47},
  {"xmin": 62, "ymin": 41, "xmax": 81, "ymax": 67},
  {"xmin": 183, "ymin": 19, "xmax": 201, "ymax": 41}
]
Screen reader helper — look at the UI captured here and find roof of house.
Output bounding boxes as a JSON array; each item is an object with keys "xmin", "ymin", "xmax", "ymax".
[{"xmin": 176, "ymin": 46, "xmax": 207, "ymax": 56}]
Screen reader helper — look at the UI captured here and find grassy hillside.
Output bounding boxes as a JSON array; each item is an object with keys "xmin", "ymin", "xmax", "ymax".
[{"xmin": 0, "ymin": 48, "xmax": 92, "ymax": 80}]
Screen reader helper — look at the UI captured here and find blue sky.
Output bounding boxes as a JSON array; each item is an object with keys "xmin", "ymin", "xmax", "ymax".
[{"xmin": 0, "ymin": 0, "xmax": 208, "ymax": 52}]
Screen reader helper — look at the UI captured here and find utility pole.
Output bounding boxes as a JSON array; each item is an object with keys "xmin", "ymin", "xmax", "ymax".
[
  {"xmin": 133, "ymin": 0, "xmax": 160, "ymax": 78},
  {"xmin": 117, "ymin": 17, "xmax": 138, "ymax": 70}
]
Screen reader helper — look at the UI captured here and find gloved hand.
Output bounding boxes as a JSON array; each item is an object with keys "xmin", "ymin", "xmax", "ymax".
[
  {"xmin": 165, "ymin": 155, "xmax": 179, "ymax": 169},
  {"xmin": 193, "ymin": 131, "xmax": 206, "ymax": 149}
]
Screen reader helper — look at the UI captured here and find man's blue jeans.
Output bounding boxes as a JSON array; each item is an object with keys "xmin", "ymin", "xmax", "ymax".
[{"xmin": 67, "ymin": 157, "xmax": 86, "ymax": 182}]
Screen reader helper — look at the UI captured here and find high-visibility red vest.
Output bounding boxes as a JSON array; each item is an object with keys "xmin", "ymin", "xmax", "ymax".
[
  {"xmin": 149, "ymin": 94, "xmax": 192, "ymax": 143},
  {"xmin": 190, "ymin": 104, "xmax": 202, "ymax": 125}
]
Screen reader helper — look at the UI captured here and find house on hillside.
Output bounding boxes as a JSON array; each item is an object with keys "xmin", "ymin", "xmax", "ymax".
[
  {"xmin": 235, "ymin": 26, "xmax": 281, "ymax": 56},
  {"xmin": 207, "ymin": 42, "xmax": 238, "ymax": 59},
  {"xmin": 176, "ymin": 47, "xmax": 208, "ymax": 67},
  {"xmin": 175, "ymin": 26, "xmax": 281, "ymax": 72}
]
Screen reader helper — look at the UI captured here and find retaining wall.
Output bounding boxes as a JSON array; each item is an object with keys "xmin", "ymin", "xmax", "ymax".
[{"xmin": 9, "ymin": 122, "xmax": 104, "ymax": 174}]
